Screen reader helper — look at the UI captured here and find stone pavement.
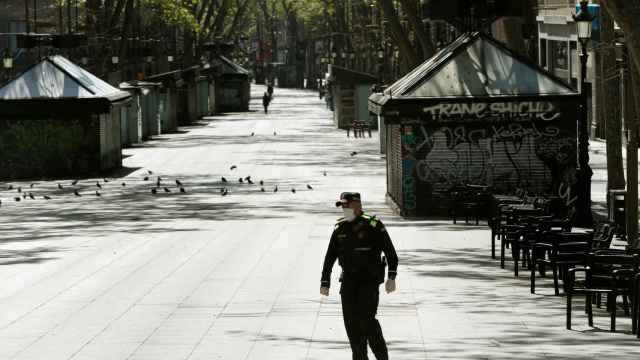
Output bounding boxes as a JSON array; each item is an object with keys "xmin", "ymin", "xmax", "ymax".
[{"xmin": 1, "ymin": 86, "xmax": 639, "ymax": 359}]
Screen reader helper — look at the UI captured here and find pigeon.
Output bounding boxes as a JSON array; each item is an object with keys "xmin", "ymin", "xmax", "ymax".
[
  {"xmin": 251, "ymin": 132, "xmax": 255, "ymax": 136},
  {"xmin": 17, "ymin": 187, "xmax": 21, "ymax": 193},
  {"xmin": 273, "ymin": 131, "xmax": 277, "ymax": 136},
  {"xmin": 95, "ymin": 191, "xmax": 101, "ymax": 197},
  {"xmin": 323, "ymin": 171, "xmax": 327, "ymax": 176},
  {"xmin": 30, "ymin": 183, "xmax": 35, "ymax": 188},
  {"xmin": 121, "ymin": 182, "xmax": 126, "ymax": 187},
  {"xmin": 221, "ymin": 177, "xmax": 228, "ymax": 183},
  {"xmin": 14, "ymin": 196, "xmax": 20, "ymax": 202},
  {"xmin": 156, "ymin": 177, "xmax": 162, "ymax": 187},
  {"xmin": 28, "ymin": 192, "xmax": 35, "ymax": 199},
  {"xmin": 222, "ymin": 189, "xmax": 228, "ymax": 196},
  {"xmin": 179, "ymin": 187, "xmax": 186, "ymax": 193},
  {"xmin": 244, "ymin": 175, "xmax": 251, "ymax": 181},
  {"xmin": 144, "ymin": 176, "xmax": 149, "ymax": 181},
  {"xmin": 0, "ymin": 199, "xmax": 2, "ymax": 207},
  {"xmin": 259, "ymin": 180, "xmax": 264, "ymax": 186},
  {"xmin": 175, "ymin": 179, "xmax": 183, "ymax": 187},
  {"xmin": 22, "ymin": 194, "xmax": 27, "ymax": 199},
  {"xmin": 291, "ymin": 188, "xmax": 296, "ymax": 194},
  {"xmin": 74, "ymin": 190, "xmax": 81, "ymax": 197},
  {"xmin": 148, "ymin": 170, "xmax": 153, "ymax": 174},
  {"xmin": 71, "ymin": 179, "xmax": 78, "ymax": 185},
  {"xmin": 96, "ymin": 182, "xmax": 102, "ymax": 189},
  {"xmin": 164, "ymin": 187, "xmax": 171, "ymax": 193},
  {"xmin": 151, "ymin": 188, "xmax": 157, "ymax": 194},
  {"xmin": 230, "ymin": 165, "xmax": 237, "ymax": 170},
  {"xmin": 261, "ymin": 187, "xmax": 265, "ymax": 192},
  {"xmin": 103, "ymin": 178, "xmax": 109, "ymax": 183},
  {"xmin": 350, "ymin": 151, "xmax": 358, "ymax": 156},
  {"xmin": 7, "ymin": 184, "xmax": 12, "ymax": 190},
  {"xmin": 238, "ymin": 178, "xmax": 244, "ymax": 183},
  {"xmin": 58, "ymin": 183, "xmax": 63, "ymax": 190},
  {"xmin": 274, "ymin": 185, "xmax": 278, "ymax": 193},
  {"xmin": 43, "ymin": 195, "xmax": 51, "ymax": 200},
  {"xmin": 247, "ymin": 179, "xmax": 254, "ymax": 184},
  {"xmin": 307, "ymin": 184, "xmax": 313, "ymax": 190}
]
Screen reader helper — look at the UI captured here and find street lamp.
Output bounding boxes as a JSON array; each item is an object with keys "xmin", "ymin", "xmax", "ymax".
[
  {"xmin": 573, "ymin": 0, "xmax": 595, "ymax": 226},
  {"xmin": 3, "ymin": 48, "xmax": 13, "ymax": 70}
]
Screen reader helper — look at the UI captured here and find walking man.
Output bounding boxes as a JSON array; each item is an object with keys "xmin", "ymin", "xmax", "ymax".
[
  {"xmin": 267, "ymin": 83, "xmax": 274, "ymax": 99},
  {"xmin": 262, "ymin": 91, "xmax": 271, "ymax": 114},
  {"xmin": 320, "ymin": 192, "xmax": 398, "ymax": 360}
]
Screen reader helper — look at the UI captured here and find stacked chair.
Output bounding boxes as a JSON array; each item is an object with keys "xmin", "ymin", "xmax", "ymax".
[{"xmin": 483, "ymin": 188, "xmax": 640, "ymax": 337}]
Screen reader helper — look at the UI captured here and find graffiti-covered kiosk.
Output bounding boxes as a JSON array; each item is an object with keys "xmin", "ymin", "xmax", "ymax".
[{"xmin": 369, "ymin": 32, "xmax": 582, "ymax": 216}]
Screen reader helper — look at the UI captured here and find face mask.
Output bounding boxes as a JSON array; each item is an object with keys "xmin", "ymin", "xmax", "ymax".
[{"xmin": 342, "ymin": 207, "xmax": 356, "ymax": 221}]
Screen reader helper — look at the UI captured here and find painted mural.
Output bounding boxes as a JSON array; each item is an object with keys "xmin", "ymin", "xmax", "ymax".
[{"xmin": 400, "ymin": 100, "xmax": 578, "ymax": 214}]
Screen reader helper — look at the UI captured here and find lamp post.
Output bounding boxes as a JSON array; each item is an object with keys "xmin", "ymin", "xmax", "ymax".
[
  {"xmin": 3, "ymin": 48, "xmax": 13, "ymax": 70},
  {"xmin": 573, "ymin": 1, "xmax": 595, "ymax": 226},
  {"xmin": 377, "ymin": 46, "xmax": 385, "ymax": 83},
  {"xmin": 3, "ymin": 48, "xmax": 13, "ymax": 81}
]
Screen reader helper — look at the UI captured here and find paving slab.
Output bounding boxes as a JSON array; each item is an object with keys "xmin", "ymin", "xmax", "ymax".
[{"xmin": 1, "ymin": 86, "xmax": 640, "ymax": 360}]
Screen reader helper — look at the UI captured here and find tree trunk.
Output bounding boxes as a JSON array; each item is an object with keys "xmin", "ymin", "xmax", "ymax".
[
  {"xmin": 602, "ymin": 6, "xmax": 626, "ymax": 191},
  {"xmin": 398, "ymin": 0, "xmax": 434, "ymax": 60},
  {"xmin": 377, "ymin": 0, "xmax": 418, "ymax": 69},
  {"xmin": 626, "ymin": 58, "xmax": 639, "ymax": 248},
  {"xmin": 600, "ymin": 0, "xmax": 640, "ymax": 247},
  {"xmin": 491, "ymin": 16, "xmax": 526, "ymax": 55}
]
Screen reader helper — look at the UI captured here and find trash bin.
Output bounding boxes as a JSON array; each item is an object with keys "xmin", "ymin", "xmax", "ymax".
[{"xmin": 608, "ymin": 189, "xmax": 626, "ymax": 233}]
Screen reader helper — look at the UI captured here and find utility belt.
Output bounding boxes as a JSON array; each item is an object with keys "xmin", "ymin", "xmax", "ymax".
[{"xmin": 340, "ymin": 256, "xmax": 387, "ymax": 284}]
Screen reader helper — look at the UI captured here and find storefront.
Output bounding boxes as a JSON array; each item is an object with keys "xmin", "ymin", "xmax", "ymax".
[
  {"xmin": 0, "ymin": 55, "xmax": 131, "ymax": 179},
  {"xmin": 327, "ymin": 65, "xmax": 377, "ymax": 129},
  {"xmin": 369, "ymin": 32, "xmax": 581, "ymax": 216}
]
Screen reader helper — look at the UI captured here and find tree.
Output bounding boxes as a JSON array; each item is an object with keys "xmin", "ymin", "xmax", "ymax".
[
  {"xmin": 599, "ymin": 6, "xmax": 626, "ymax": 193},
  {"xmin": 599, "ymin": 0, "xmax": 640, "ymax": 247},
  {"xmin": 377, "ymin": 0, "xmax": 419, "ymax": 69}
]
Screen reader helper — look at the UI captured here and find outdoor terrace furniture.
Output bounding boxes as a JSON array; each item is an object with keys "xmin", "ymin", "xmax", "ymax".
[
  {"xmin": 530, "ymin": 231, "xmax": 591, "ymax": 295},
  {"xmin": 566, "ymin": 252, "xmax": 640, "ymax": 331},
  {"xmin": 633, "ymin": 272, "xmax": 640, "ymax": 337},
  {"xmin": 489, "ymin": 195, "xmax": 524, "ymax": 258},
  {"xmin": 449, "ymin": 184, "xmax": 492, "ymax": 226},
  {"xmin": 347, "ymin": 120, "xmax": 372, "ymax": 138},
  {"xmin": 499, "ymin": 205, "xmax": 547, "ymax": 272}
]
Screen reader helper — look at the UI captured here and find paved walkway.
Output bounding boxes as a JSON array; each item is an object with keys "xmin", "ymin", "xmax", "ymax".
[{"xmin": 1, "ymin": 86, "xmax": 639, "ymax": 359}]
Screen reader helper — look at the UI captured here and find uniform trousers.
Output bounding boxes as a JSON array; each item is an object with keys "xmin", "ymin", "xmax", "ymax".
[{"xmin": 340, "ymin": 277, "xmax": 388, "ymax": 360}]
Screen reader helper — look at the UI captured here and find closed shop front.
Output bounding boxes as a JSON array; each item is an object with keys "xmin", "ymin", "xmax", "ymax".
[{"xmin": 370, "ymin": 32, "xmax": 582, "ymax": 216}]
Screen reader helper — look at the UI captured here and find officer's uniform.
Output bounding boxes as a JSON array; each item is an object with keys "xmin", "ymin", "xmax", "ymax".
[{"xmin": 321, "ymin": 211, "xmax": 398, "ymax": 360}]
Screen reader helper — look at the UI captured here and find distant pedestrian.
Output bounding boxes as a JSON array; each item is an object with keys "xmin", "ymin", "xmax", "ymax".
[
  {"xmin": 267, "ymin": 83, "xmax": 274, "ymax": 99},
  {"xmin": 262, "ymin": 92, "xmax": 271, "ymax": 114},
  {"xmin": 321, "ymin": 192, "xmax": 398, "ymax": 360}
]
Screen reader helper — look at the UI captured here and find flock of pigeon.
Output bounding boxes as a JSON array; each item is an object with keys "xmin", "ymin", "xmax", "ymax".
[
  {"xmin": 0, "ymin": 169, "xmax": 186, "ymax": 207},
  {"xmin": 0, "ymin": 163, "xmax": 330, "ymax": 208},
  {"xmin": 217, "ymin": 163, "xmax": 321, "ymax": 197},
  {"xmin": 0, "ymin": 128, "xmax": 361, "ymax": 208}
]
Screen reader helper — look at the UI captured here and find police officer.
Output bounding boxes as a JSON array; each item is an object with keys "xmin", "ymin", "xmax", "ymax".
[{"xmin": 320, "ymin": 192, "xmax": 398, "ymax": 360}]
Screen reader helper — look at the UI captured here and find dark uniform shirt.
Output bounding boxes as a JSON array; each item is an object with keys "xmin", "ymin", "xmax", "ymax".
[{"xmin": 321, "ymin": 213, "xmax": 398, "ymax": 287}]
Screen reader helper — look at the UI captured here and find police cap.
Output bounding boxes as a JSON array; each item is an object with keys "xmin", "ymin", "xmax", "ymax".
[{"xmin": 335, "ymin": 192, "xmax": 361, "ymax": 207}]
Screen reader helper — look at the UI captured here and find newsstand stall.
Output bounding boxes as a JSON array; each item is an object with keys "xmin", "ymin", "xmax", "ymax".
[
  {"xmin": 0, "ymin": 55, "xmax": 131, "ymax": 179},
  {"xmin": 119, "ymin": 80, "xmax": 162, "ymax": 145},
  {"xmin": 213, "ymin": 55, "xmax": 250, "ymax": 112},
  {"xmin": 146, "ymin": 70, "xmax": 182, "ymax": 133},
  {"xmin": 369, "ymin": 32, "xmax": 582, "ymax": 216},
  {"xmin": 326, "ymin": 65, "xmax": 378, "ymax": 129}
]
